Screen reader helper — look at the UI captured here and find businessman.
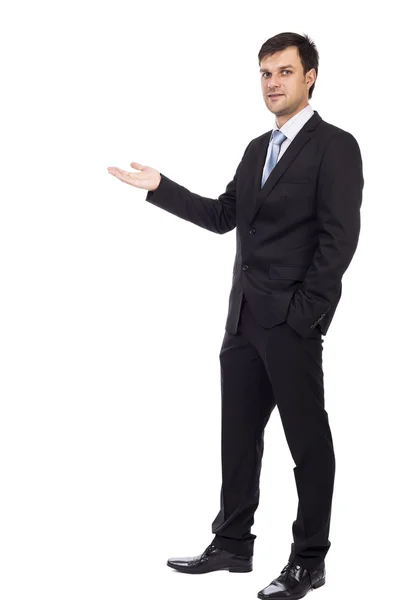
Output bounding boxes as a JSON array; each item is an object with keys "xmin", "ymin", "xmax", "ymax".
[{"xmin": 107, "ymin": 32, "xmax": 364, "ymax": 600}]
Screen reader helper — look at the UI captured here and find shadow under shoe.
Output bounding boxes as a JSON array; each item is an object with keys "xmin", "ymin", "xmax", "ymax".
[
  {"xmin": 167, "ymin": 543, "xmax": 253, "ymax": 574},
  {"xmin": 257, "ymin": 560, "xmax": 325, "ymax": 599}
]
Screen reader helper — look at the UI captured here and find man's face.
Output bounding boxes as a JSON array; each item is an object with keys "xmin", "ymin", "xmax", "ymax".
[{"xmin": 259, "ymin": 46, "xmax": 316, "ymax": 125}]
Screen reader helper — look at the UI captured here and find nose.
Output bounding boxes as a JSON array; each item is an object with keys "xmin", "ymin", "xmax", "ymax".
[{"xmin": 267, "ymin": 78, "xmax": 280, "ymax": 90}]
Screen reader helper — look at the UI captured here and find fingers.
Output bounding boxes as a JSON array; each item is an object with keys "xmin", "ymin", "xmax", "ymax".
[
  {"xmin": 107, "ymin": 166, "xmax": 142, "ymax": 186},
  {"xmin": 130, "ymin": 162, "xmax": 146, "ymax": 170}
]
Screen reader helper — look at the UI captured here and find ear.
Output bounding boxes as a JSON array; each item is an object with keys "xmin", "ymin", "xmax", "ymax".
[{"xmin": 306, "ymin": 68, "xmax": 317, "ymax": 87}]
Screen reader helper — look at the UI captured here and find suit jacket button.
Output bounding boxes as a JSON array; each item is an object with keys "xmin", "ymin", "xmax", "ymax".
[
  {"xmin": 249, "ymin": 228, "xmax": 256, "ymax": 234},
  {"xmin": 242, "ymin": 264, "xmax": 249, "ymax": 271}
]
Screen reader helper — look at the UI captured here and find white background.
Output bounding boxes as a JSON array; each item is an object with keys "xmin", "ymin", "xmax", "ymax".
[{"xmin": 1, "ymin": 1, "xmax": 398, "ymax": 599}]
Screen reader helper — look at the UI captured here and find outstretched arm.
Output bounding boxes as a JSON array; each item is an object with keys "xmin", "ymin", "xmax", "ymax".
[{"xmin": 107, "ymin": 140, "xmax": 252, "ymax": 234}]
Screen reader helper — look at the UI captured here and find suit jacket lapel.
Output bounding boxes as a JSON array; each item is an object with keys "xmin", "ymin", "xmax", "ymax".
[{"xmin": 249, "ymin": 110, "xmax": 322, "ymax": 223}]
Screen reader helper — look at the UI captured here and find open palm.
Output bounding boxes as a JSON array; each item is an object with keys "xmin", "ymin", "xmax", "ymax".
[{"xmin": 107, "ymin": 162, "xmax": 161, "ymax": 191}]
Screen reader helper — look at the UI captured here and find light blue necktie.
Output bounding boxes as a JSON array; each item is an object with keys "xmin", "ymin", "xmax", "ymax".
[{"xmin": 261, "ymin": 129, "xmax": 287, "ymax": 188}]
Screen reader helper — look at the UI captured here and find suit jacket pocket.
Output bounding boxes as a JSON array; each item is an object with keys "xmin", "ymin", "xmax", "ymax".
[{"xmin": 268, "ymin": 263, "xmax": 308, "ymax": 281}]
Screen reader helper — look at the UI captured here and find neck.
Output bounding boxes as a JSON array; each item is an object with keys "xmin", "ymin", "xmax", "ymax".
[{"xmin": 275, "ymin": 103, "xmax": 309, "ymax": 128}]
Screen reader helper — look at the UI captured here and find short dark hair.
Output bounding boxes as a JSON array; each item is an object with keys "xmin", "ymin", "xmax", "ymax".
[{"xmin": 258, "ymin": 32, "xmax": 319, "ymax": 99}]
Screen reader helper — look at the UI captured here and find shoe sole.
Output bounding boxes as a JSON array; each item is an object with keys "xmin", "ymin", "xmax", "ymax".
[
  {"xmin": 167, "ymin": 560, "xmax": 253, "ymax": 574},
  {"xmin": 257, "ymin": 577, "xmax": 325, "ymax": 599}
]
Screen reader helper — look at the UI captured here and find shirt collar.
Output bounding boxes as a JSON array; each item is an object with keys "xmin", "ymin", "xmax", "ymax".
[{"xmin": 272, "ymin": 103, "xmax": 314, "ymax": 141}]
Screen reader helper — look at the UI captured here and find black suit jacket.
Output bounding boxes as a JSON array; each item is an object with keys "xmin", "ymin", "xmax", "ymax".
[{"xmin": 145, "ymin": 110, "xmax": 364, "ymax": 338}]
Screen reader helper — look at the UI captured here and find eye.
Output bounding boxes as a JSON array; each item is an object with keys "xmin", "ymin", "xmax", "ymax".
[{"xmin": 262, "ymin": 70, "xmax": 292, "ymax": 78}]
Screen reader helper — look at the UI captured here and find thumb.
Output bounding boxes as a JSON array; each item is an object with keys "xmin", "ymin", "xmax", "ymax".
[{"xmin": 130, "ymin": 161, "xmax": 146, "ymax": 171}]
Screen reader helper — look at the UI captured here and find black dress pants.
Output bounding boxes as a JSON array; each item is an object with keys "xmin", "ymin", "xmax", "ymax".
[{"xmin": 210, "ymin": 296, "xmax": 335, "ymax": 570}]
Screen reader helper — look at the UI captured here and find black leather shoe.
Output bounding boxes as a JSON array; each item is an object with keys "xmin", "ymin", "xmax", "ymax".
[
  {"xmin": 257, "ymin": 560, "xmax": 325, "ymax": 599},
  {"xmin": 167, "ymin": 542, "xmax": 253, "ymax": 574}
]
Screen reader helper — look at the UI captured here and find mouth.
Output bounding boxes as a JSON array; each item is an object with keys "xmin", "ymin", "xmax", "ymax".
[{"xmin": 268, "ymin": 94, "xmax": 284, "ymax": 99}]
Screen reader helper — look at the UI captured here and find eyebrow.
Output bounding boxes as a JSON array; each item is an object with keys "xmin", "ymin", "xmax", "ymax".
[{"xmin": 259, "ymin": 64, "xmax": 295, "ymax": 73}]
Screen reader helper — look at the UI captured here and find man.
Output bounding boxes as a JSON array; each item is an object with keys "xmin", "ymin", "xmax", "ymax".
[{"xmin": 107, "ymin": 32, "xmax": 363, "ymax": 600}]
